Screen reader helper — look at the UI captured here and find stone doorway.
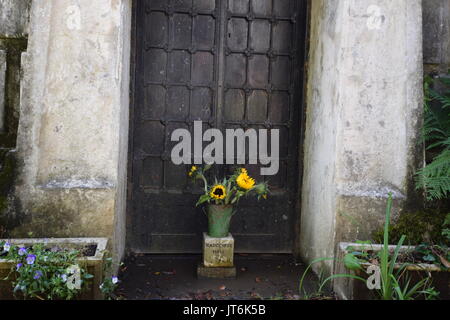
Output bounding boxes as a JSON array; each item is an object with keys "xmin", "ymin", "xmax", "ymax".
[{"xmin": 128, "ymin": 0, "xmax": 308, "ymax": 254}]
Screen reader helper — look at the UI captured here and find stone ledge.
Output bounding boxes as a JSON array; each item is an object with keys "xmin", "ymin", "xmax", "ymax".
[{"xmin": 37, "ymin": 178, "xmax": 116, "ymax": 190}]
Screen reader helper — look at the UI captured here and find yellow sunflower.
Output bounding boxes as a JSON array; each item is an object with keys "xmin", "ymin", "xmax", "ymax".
[
  {"xmin": 188, "ymin": 166, "xmax": 198, "ymax": 177},
  {"xmin": 236, "ymin": 172, "xmax": 255, "ymax": 190},
  {"xmin": 240, "ymin": 168, "xmax": 248, "ymax": 174},
  {"xmin": 210, "ymin": 185, "xmax": 226, "ymax": 200}
]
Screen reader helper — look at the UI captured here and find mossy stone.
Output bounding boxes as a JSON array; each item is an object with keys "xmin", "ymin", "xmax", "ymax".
[
  {"xmin": 0, "ymin": 149, "xmax": 16, "ymax": 233},
  {"xmin": 372, "ymin": 210, "xmax": 449, "ymax": 246}
]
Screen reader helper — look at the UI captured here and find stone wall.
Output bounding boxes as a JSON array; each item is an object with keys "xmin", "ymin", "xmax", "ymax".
[
  {"xmin": 299, "ymin": 0, "xmax": 423, "ymax": 275},
  {"xmin": 0, "ymin": 0, "xmax": 30, "ymax": 236},
  {"xmin": 423, "ymin": 0, "xmax": 450, "ymax": 74},
  {"xmin": 9, "ymin": 0, "xmax": 131, "ymax": 263},
  {"xmin": 0, "ymin": 0, "xmax": 30, "ymax": 38}
]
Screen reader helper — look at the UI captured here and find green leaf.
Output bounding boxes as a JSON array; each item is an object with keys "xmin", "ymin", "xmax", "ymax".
[
  {"xmin": 344, "ymin": 253, "xmax": 363, "ymax": 271},
  {"xmin": 318, "ymin": 274, "xmax": 367, "ymax": 293},
  {"xmin": 444, "ymin": 213, "xmax": 450, "ymax": 226},
  {"xmin": 423, "ymin": 254, "xmax": 436, "ymax": 262},
  {"xmin": 196, "ymin": 194, "xmax": 210, "ymax": 207},
  {"xmin": 355, "ymin": 240, "xmax": 372, "ymax": 245},
  {"xmin": 298, "ymin": 257, "xmax": 335, "ymax": 298}
]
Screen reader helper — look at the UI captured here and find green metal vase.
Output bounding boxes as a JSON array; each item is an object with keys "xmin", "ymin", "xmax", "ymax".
[{"xmin": 206, "ymin": 204, "xmax": 234, "ymax": 238}]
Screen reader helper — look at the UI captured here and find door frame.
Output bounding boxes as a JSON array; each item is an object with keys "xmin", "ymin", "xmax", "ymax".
[{"xmin": 126, "ymin": 0, "xmax": 310, "ymax": 256}]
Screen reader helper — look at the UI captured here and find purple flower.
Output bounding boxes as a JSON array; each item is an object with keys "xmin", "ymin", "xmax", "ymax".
[
  {"xmin": 26, "ymin": 254, "xmax": 36, "ymax": 265},
  {"xmin": 3, "ymin": 242, "xmax": 11, "ymax": 252},
  {"xmin": 34, "ymin": 270, "xmax": 43, "ymax": 280},
  {"xmin": 16, "ymin": 263, "xmax": 23, "ymax": 271},
  {"xmin": 112, "ymin": 276, "xmax": 119, "ymax": 284},
  {"xmin": 61, "ymin": 274, "xmax": 67, "ymax": 282},
  {"xmin": 18, "ymin": 247, "xmax": 27, "ymax": 256}
]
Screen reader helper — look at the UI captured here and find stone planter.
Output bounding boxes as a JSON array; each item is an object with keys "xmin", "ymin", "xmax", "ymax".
[
  {"xmin": 334, "ymin": 242, "xmax": 449, "ymax": 300},
  {"xmin": 0, "ymin": 237, "xmax": 108, "ymax": 300}
]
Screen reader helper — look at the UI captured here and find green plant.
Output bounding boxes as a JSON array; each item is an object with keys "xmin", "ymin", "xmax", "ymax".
[
  {"xmin": 300, "ymin": 194, "xmax": 439, "ymax": 300},
  {"xmin": 99, "ymin": 256, "xmax": 121, "ymax": 300},
  {"xmin": 377, "ymin": 193, "xmax": 407, "ymax": 299},
  {"xmin": 443, "ymin": 213, "xmax": 450, "ymax": 242},
  {"xmin": 415, "ymin": 75, "xmax": 450, "ymax": 200},
  {"xmin": 0, "ymin": 241, "xmax": 93, "ymax": 300},
  {"xmin": 349, "ymin": 194, "xmax": 438, "ymax": 300},
  {"xmin": 298, "ymin": 257, "xmax": 366, "ymax": 300},
  {"xmin": 389, "ymin": 273, "xmax": 438, "ymax": 300}
]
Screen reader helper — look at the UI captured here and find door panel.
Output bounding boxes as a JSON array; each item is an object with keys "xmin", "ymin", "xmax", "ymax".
[{"xmin": 130, "ymin": 0, "xmax": 305, "ymax": 253}]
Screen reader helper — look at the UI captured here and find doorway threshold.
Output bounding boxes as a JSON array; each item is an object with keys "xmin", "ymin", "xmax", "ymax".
[{"xmin": 116, "ymin": 254, "xmax": 327, "ymax": 300}]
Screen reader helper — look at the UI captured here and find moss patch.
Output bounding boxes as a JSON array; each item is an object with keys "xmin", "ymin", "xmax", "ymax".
[
  {"xmin": 0, "ymin": 148, "xmax": 16, "ymax": 236},
  {"xmin": 372, "ymin": 210, "xmax": 450, "ymax": 246}
]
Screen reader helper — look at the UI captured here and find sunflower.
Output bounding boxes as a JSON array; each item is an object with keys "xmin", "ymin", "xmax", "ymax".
[
  {"xmin": 240, "ymin": 168, "xmax": 248, "ymax": 174},
  {"xmin": 210, "ymin": 185, "xmax": 227, "ymax": 200},
  {"xmin": 236, "ymin": 172, "xmax": 255, "ymax": 190},
  {"xmin": 188, "ymin": 166, "xmax": 198, "ymax": 177}
]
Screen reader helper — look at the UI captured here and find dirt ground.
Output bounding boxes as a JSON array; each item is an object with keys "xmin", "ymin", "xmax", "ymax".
[{"xmin": 116, "ymin": 254, "xmax": 330, "ymax": 300}]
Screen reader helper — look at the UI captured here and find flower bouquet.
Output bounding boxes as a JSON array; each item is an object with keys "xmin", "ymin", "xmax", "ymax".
[{"xmin": 188, "ymin": 165, "xmax": 269, "ymax": 238}]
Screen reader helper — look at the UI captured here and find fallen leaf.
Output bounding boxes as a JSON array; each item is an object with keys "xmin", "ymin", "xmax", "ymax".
[
  {"xmin": 240, "ymin": 267, "xmax": 248, "ymax": 272},
  {"xmin": 219, "ymin": 285, "xmax": 226, "ymax": 290},
  {"xmin": 250, "ymin": 292, "xmax": 263, "ymax": 299},
  {"xmin": 154, "ymin": 272, "xmax": 161, "ymax": 275},
  {"xmin": 255, "ymin": 277, "xmax": 262, "ymax": 283},
  {"xmin": 205, "ymin": 290, "xmax": 214, "ymax": 300}
]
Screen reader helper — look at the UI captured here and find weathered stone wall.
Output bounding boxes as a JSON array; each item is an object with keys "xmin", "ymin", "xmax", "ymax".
[
  {"xmin": 0, "ymin": 0, "xmax": 30, "ymax": 38},
  {"xmin": 0, "ymin": 0, "xmax": 30, "ymax": 236},
  {"xmin": 423, "ymin": 0, "xmax": 450, "ymax": 74},
  {"xmin": 299, "ymin": 0, "xmax": 423, "ymax": 275},
  {"xmin": 10, "ymin": 0, "xmax": 131, "ymax": 262}
]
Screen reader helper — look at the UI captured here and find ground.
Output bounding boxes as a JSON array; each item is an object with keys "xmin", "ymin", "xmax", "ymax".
[{"xmin": 117, "ymin": 254, "xmax": 330, "ymax": 300}]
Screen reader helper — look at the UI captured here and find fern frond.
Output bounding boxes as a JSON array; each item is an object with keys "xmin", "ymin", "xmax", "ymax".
[
  {"xmin": 416, "ymin": 150, "xmax": 450, "ymax": 200},
  {"xmin": 416, "ymin": 74, "xmax": 450, "ymax": 201}
]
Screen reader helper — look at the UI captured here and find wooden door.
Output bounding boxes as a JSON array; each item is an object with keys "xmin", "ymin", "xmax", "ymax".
[{"xmin": 129, "ymin": 0, "xmax": 306, "ymax": 253}]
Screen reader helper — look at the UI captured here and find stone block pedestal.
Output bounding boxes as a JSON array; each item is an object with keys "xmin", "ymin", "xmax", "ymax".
[{"xmin": 197, "ymin": 233, "xmax": 236, "ymax": 279}]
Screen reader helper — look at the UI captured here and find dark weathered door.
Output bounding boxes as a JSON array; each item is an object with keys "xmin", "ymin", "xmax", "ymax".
[{"xmin": 130, "ymin": 0, "xmax": 306, "ymax": 253}]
